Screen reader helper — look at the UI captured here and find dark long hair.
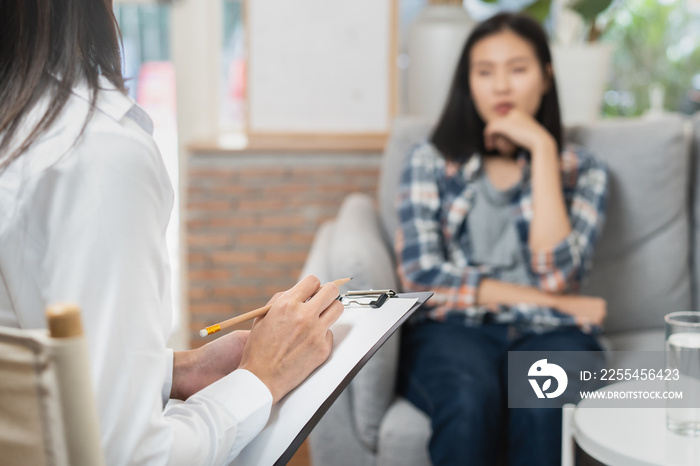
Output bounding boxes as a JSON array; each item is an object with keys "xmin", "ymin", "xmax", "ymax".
[
  {"xmin": 431, "ymin": 12, "xmax": 563, "ymax": 164},
  {"xmin": 0, "ymin": 0, "xmax": 125, "ymax": 171}
]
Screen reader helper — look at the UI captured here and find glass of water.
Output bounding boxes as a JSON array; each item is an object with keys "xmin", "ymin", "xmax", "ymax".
[{"xmin": 665, "ymin": 311, "xmax": 700, "ymax": 436}]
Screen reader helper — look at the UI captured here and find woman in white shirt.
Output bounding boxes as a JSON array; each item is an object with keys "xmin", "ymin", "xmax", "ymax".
[{"xmin": 0, "ymin": 1, "xmax": 343, "ymax": 464}]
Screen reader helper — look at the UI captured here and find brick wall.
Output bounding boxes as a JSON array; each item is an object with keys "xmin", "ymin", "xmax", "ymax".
[{"xmin": 186, "ymin": 151, "xmax": 382, "ymax": 347}]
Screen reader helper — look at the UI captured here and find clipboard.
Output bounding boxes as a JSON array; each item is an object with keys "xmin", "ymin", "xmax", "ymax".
[{"xmin": 232, "ymin": 291, "xmax": 432, "ymax": 466}]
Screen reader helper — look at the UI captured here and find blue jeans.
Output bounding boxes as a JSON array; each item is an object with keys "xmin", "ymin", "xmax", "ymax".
[{"xmin": 397, "ymin": 318, "xmax": 603, "ymax": 466}]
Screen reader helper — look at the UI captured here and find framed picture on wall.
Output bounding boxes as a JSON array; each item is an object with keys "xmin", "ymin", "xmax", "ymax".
[{"xmin": 245, "ymin": 0, "xmax": 397, "ymax": 137}]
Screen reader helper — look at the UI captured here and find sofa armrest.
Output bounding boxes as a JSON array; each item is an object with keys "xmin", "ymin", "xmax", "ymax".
[
  {"xmin": 327, "ymin": 192, "xmax": 399, "ymax": 292},
  {"xmin": 300, "ymin": 219, "xmax": 335, "ymax": 283},
  {"xmin": 325, "ymin": 192, "xmax": 401, "ymax": 452},
  {"xmin": 352, "ymin": 333, "xmax": 401, "ymax": 452}
]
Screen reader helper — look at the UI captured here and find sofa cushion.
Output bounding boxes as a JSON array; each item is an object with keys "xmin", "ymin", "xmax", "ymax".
[
  {"xmin": 377, "ymin": 398, "xmax": 431, "ymax": 466},
  {"xmin": 569, "ymin": 114, "xmax": 693, "ymax": 334},
  {"xmin": 603, "ymin": 329, "xmax": 666, "ymax": 376},
  {"xmin": 605, "ymin": 329, "xmax": 665, "ymax": 352}
]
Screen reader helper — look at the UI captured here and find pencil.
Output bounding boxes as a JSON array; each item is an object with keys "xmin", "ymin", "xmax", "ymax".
[{"xmin": 199, "ymin": 277, "xmax": 352, "ymax": 337}]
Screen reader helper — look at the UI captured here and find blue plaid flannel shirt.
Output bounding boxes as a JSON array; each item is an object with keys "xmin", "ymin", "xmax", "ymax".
[{"xmin": 395, "ymin": 141, "xmax": 609, "ymax": 331}]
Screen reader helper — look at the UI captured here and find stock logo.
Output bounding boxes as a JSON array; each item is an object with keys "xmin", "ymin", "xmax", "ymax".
[{"xmin": 528, "ymin": 359, "xmax": 568, "ymax": 399}]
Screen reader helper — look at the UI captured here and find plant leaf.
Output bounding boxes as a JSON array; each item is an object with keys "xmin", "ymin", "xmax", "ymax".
[
  {"xmin": 522, "ymin": 0, "xmax": 552, "ymax": 23},
  {"xmin": 570, "ymin": 0, "xmax": 614, "ymax": 24}
]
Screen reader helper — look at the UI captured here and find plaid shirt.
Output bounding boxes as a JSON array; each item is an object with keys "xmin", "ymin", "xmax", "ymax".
[{"xmin": 395, "ymin": 141, "xmax": 609, "ymax": 330}]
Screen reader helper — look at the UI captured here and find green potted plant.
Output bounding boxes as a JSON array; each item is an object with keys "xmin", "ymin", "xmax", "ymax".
[
  {"xmin": 496, "ymin": 0, "xmax": 615, "ymax": 42},
  {"xmin": 566, "ymin": 0, "xmax": 614, "ymax": 41}
]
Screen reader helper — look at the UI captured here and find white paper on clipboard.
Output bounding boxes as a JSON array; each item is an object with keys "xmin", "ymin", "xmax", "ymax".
[{"xmin": 231, "ymin": 296, "xmax": 421, "ymax": 466}]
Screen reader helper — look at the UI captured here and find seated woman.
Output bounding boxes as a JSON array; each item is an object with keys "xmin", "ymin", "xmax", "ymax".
[{"xmin": 395, "ymin": 12, "xmax": 609, "ymax": 466}]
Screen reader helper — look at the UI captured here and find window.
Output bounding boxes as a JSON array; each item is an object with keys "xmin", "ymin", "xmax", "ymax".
[
  {"xmin": 221, "ymin": 0, "xmax": 247, "ymax": 132},
  {"xmin": 114, "ymin": 2, "xmax": 182, "ymax": 343}
]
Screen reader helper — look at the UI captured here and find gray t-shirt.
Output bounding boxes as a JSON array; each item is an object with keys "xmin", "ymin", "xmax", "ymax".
[{"xmin": 467, "ymin": 171, "xmax": 531, "ymax": 285}]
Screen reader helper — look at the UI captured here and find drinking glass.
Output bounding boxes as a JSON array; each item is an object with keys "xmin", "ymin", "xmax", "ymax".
[{"xmin": 665, "ymin": 311, "xmax": 700, "ymax": 436}]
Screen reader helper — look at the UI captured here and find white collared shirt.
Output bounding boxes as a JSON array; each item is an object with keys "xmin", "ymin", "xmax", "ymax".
[{"xmin": 0, "ymin": 77, "xmax": 272, "ymax": 465}]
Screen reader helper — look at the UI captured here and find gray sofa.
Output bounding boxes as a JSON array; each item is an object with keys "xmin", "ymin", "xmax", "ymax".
[{"xmin": 300, "ymin": 113, "xmax": 700, "ymax": 466}]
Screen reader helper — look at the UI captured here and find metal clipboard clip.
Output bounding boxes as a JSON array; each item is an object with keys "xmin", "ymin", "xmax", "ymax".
[{"xmin": 340, "ymin": 289, "xmax": 396, "ymax": 308}]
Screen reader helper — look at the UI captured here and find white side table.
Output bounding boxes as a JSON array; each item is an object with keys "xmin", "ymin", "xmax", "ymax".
[{"xmin": 562, "ymin": 380, "xmax": 700, "ymax": 465}]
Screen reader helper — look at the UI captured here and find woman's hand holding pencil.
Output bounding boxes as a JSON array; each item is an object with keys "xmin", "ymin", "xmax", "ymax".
[
  {"xmin": 200, "ymin": 277, "xmax": 351, "ymax": 337},
  {"xmin": 170, "ymin": 276, "xmax": 349, "ymax": 403},
  {"xmin": 235, "ymin": 275, "xmax": 347, "ymax": 403}
]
